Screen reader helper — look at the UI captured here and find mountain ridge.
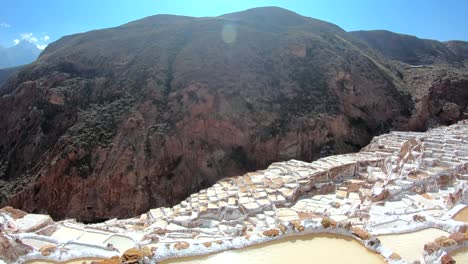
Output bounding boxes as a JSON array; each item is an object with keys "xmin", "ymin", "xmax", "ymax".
[
  {"xmin": 0, "ymin": 41, "xmax": 41, "ymax": 69},
  {"xmin": 350, "ymin": 29, "xmax": 468, "ymax": 66}
]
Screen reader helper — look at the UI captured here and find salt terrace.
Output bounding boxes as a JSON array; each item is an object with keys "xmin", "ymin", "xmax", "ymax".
[{"xmin": 1, "ymin": 120, "xmax": 468, "ymax": 263}]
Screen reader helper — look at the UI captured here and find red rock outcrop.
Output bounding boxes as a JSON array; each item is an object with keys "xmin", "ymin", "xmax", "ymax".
[
  {"xmin": 449, "ymin": 232, "xmax": 465, "ymax": 245},
  {"xmin": 0, "ymin": 206, "xmax": 27, "ymax": 219},
  {"xmin": 441, "ymin": 254, "xmax": 456, "ymax": 264},
  {"xmin": 435, "ymin": 236, "xmax": 457, "ymax": 248},
  {"xmin": 351, "ymin": 227, "xmax": 371, "ymax": 240},
  {"xmin": 121, "ymin": 248, "xmax": 144, "ymax": 263},
  {"xmin": 39, "ymin": 244, "xmax": 56, "ymax": 256},
  {"xmin": 173, "ymin": 242, "xmax": 190, "ymax": 250},
  {"xmin": 424, "ymin": 242, "xmax": 441, "ymax": 254},
  {"xmin": 262, "ymin": 229, "xmax": 280, "ymax": 237}
]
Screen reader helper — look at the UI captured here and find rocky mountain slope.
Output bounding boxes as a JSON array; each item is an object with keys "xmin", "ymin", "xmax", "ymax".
[
  {"xmin": 0, "ymin": 66, "xmax": 23, "ymax": 87},
  {"xmin": 350, "ymin": 30, "xmax": 465, "ymax": 66},
  {"xmin": 0, "ymin": 7, "xmax": 467, "ymax": 222},
  {"xmin": 350, "ymin": 30, "xmax": 468, "ymax": 129},
  {"xmin": 0, "ymin": 41, "xmax": 41, "ymax": 69}
]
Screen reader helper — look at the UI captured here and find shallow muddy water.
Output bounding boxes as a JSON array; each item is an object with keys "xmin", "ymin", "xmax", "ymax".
[
  {"xmin": 162, "ymin": 233, "xmax": 385, "ymax": 264},
  {"xmin": 25, "ymin": 258, "xmax": 104, "ymax": 264},
  {"xmin": 378, "ymin": 228, "xmax": 449, "ymax": 263},
  {"xmin": 453, "ymin": 206, "xmax": 468, "ymax": 222},
  {"xmin": 451, "ymin": 246, "xmax": 468, "ymax": 263}
]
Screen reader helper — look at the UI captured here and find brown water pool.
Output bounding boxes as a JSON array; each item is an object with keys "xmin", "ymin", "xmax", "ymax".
[
  {"xmin": 453, "ymin": 206, "xmax": 468, "ymax": 222},
  {"xmin": 24, "ymin": 258, "xmax": 104, "ymax": 264},
  {"xmin": 161, "ymin": 233, "xmax": 385, "ymax": 264},
  {"xmin": 378, "ymin": 228, "xmax": 449, "ymax": 263}
]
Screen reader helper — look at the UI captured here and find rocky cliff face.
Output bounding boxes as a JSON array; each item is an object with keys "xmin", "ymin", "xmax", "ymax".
[
  {"xmin": 350, "ymin": 30, "xmax": 468, "ymax": 128},
  {"xmin": 0, "ymin": 66, "xmax": 23, "ymax": 88},
  {"xmin": 0, "ymin": 7, "xmax": 467, "ymax": 222}
]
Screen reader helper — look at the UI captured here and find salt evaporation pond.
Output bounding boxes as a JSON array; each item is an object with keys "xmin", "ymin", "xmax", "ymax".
[
  {"xmin": 162, "ymin": 233, "xmax": 385, "ymax": 264},
  {"xmin": 21, "ymin": 238, "xmax": 56, "ymax": 249},
  {"xmin": 449, "ymin": 207, "xmax": 468, "ymax": 263},
  {"xmin": 25, "ymin": 258, "xmax": 103, "ymax": 264},
  {"xmin": 451, "ymin": 246, "xmax": 468, "ymax": 263},
  {"xmin": 453, "ymin": 206, "xmax": 468, "ymax": 222},
  {"xmin": 378, "ymin": 228, "xmax": 449, "ymax": 263}
]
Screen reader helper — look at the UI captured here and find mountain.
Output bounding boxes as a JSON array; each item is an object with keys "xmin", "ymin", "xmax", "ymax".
[
  {"xmin": 0, "ymin": 7, "xmax": 467, "ymax": 222},
  {"xmin": 0, "ymin": 41, "xmax": 41, "ymax": 69},
  {"xmin": 350, "ymin": 30, "xmax": 467, "ymax": 66}
]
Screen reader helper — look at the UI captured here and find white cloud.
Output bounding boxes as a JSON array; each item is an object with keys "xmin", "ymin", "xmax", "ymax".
[
  {"xmin": 14, "ymin": 33, "xmax": 50, "ymax": 49},
  {"xmin": 20, "ymin": 33, "xmax": 34, "ymax": 42},
  {"xmin": 16, "ymin": 33, "xmax": 39, "ymax": 44},
  {"xmin": 36, "ymin": 44, "xmax": 47, "ymax": 50},
  {"xmin": 0, "ymin": 22, "xmax": 11, "ymax": 28}
]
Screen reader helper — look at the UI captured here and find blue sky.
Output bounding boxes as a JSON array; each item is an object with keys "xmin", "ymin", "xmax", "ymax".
[{"xmin": 1, "ymin": 0, "xmax": 467, "ymax": 49}]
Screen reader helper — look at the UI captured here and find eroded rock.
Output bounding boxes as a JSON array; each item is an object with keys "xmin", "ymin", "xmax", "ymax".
[
  {"xmin": 388, "ymin": 252, "xmax": 402, "ymax": 260},
  {"xmin": 351, "ymin": 227, "xmax": 371, "ymax": 240},
  {"xmin": 291, "ymin": 221, "xmax": 305, "ymax": 232},
  {"xmin": 424, "ymin": 242, "xmax": 441, "ymax": 254},
  {"xmin": 121, "ymin": 248, "xmax": 143, "ymax": 263},
  {"xmin": 441, "ymin": 254, "xmax": 456, "ymax": 264},
  {"xmin": 262, "ymin": 229, "xmax": 280, "ymax": 237},
  {"xmin": 434, "ymin": 236, "xmax": 457, "ymax": 248},
  {"xmin": 278, "ymin": 223, "xmax": 287, "ymax": 234},
  {"xmin": 413, "ymin": 214, "xmax": 426, "ymax": 222},
  {"xmin": 449, "ymin": 232, "xmax": 465, "ymax": 245},
  {"xmin": 141, "ymin": 246, "xmax": 154, "ymax": 257},
  {"xmin": 202, "ymin": 242, "xmax": 212, "ymax": 248},
  {"xmin": 321, "ymin": 217, "xmax": 336, "ymax": 229},
  {"xmin": 174, "ymin": 242, "xmax": 190, "ymax": 250},
  {"xmin": 0, "ymin": 206, "xmax": 27, "ymax": 219}
]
